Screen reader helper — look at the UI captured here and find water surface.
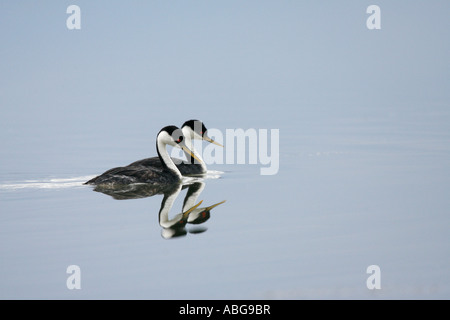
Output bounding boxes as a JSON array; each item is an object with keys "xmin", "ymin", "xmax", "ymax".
[{"xmin": 1, "ymin": 1, "xmax": 449, "ymax": 299}]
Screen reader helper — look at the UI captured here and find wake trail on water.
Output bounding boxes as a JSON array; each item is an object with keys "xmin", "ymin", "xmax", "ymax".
[
  {"xmin": 0, "ymin": 176, "xmax": 95, "ymax": 190},
  {"xmin": 0, "ymin": 171, "xmax": 224, "ymax": 191}
]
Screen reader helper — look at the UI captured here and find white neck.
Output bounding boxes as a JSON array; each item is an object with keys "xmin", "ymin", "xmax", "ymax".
[
  {"xmin": 183, "ymin": 132, "xmax": 206, "ymax": 171},
  {"xmin": 182, "ymin": 182, "xmax": 205, "ymax": 212},
  {"xmin": 157, "ymin": 138, "xmax": 182, "ymax": 179},
  {"xmin": 159, "ymin": 184, "xmax": 183, "ymax": 228}
]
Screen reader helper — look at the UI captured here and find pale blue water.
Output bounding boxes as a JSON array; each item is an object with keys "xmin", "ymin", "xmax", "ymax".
[{"xmin": 1, "ymin": 1, "xmax": 449, "ymax": 299}]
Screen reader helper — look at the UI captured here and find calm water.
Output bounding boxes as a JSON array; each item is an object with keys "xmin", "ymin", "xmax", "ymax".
[
  {"xmin": 1, "ymin": 1, "xmax": 449, "ymax": 299},
  {"xmin": 1, "ymin": 112, "xmax": 449, "ymax": 299}
]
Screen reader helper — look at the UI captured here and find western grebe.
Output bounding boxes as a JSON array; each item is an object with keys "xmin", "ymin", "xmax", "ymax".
[
  {"xmin": 159, "ymin": 182, "xmax": 226, "ymax": 239},
  {"xmin": 158, "ymin": 183, "xmax": 203, "ymax": 235},
  {"xmin": 84, "ymin": 125, "xmax": 201, "ymax": 187},
  {"xmin": 128, "ymin": 120, "xmax": 223, "ymax": 175},
  {"xmin": 181, "ymin": 181, "xmax": 226, "ymax": 225}
]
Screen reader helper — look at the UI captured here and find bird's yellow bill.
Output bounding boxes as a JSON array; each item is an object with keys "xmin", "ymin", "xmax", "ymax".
[
  {"xmin": 206, "ymin": 200, "xmax": 226, "ymax": 211},
  {"xmin": 203, "ymin": 136, "xmax": 223, "ymax": 147},
  {"xmin": 182, "ymin": 200, "xmax": 203, "ymax": 219},
  {"xmin": 181, "ymin": 145, "xmax": 202, "ymax": 163}
]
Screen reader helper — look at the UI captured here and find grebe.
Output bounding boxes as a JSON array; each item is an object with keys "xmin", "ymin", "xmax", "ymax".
[
  {"xmin": 128, "ymin": 120, "xmax": 222, "ymax": 175},
  {"xmin": 181, "ymin": 182, "xmax": 226, "ymax": 225},
  {"xmin": 84, "ymin": 125, "xmax": 200, "ymax": 187},
  {"xmin": 159, "ymin": 182, "xmax": 225, "ymax": 239}
]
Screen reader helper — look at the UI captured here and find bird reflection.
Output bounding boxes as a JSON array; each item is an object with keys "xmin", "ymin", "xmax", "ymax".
[
  {"xmin": 90, "ymin": 181, "xmax": 226, "ymax": 239},
  {"xmin": 91, "ymin": 182, "xmax": 178, "ymax": 200},
  {"xmin": 181, "ymin": 182, "xmax": 226, "ymax": 228}
]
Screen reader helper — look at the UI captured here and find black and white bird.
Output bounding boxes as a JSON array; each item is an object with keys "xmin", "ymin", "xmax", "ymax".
[
  {"xmin": 128, "ymin": 120, "xmax": 222, "ymax": 175},
  {"xmin": 84, "ymin": 125, "xmax": 201, "ymax": 187}
]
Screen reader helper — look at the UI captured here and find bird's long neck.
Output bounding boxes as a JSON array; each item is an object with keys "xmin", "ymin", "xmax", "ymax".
[
  {"xmin": 159, "ymin": 185, "xmax": 183, "ymax": 228},
  {"xmin": 183, "ymin": 134, "xmax": 206, "ymax": 170},
  {"xmin": 182, "ymin": 182, "xmax": 205, "ymax": 212},
  {"xmin": 156, "ymin": 139, "xmax": 182, "ymax": 179}
]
